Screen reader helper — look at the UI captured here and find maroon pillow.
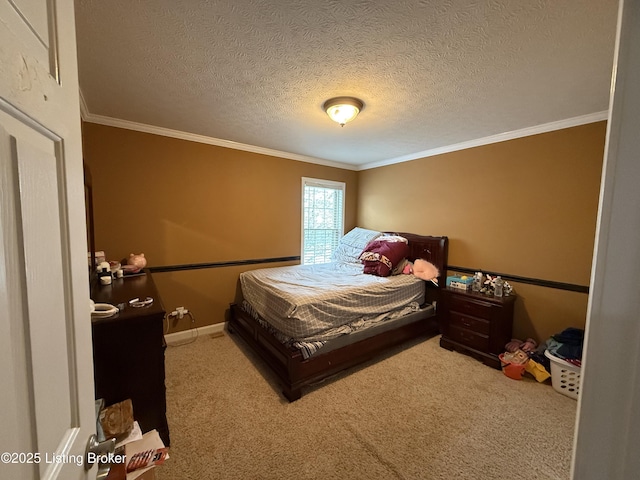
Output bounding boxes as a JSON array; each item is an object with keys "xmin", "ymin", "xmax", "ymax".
[{"xmin": 359, "ymin": 239, "xmax": 409, "ymax": 277}]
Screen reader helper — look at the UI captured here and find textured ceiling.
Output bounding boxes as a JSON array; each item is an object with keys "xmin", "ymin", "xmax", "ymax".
[{"xmin": 74, "ymin": 0, "xmax": 618, "ymax": 169}]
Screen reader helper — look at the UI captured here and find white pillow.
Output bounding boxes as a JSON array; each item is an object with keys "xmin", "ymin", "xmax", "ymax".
[
  {"xmin": 377, "ymin": 234, "xmax": 408, "ymax": 243},
  {"xmin": 332, "ymin": 227, "xmax": 382, "ymax": 264}
]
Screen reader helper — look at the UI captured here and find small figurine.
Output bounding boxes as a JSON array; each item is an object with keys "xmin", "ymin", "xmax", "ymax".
[{"xmin": 128, "ymin": 253, "xmax": 147, "ymax": 269}]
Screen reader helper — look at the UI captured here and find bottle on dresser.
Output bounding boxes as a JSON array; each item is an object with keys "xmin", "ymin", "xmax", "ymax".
[{"xmin": 472, "ymin": 272, "xmax": 483, "ymax": 292}]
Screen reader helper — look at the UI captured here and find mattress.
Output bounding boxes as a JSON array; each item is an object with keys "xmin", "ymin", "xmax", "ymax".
[{"xmin": 239, "ymin": 261, "xmax": 426, "ymax": 341}]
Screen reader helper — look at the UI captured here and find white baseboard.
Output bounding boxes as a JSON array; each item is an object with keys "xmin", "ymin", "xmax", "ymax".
[{"xmin": 164, "ymin": 322, "xmax": 226, "ymax": 343}]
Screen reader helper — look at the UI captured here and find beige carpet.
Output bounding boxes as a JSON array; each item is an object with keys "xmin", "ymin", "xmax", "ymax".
[{"xmin": 156, "ymin": 332, "xmax": 576, "ymax": 480}]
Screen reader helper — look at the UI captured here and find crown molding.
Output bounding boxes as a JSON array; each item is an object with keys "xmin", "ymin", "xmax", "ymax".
[
  {"xmin": 78, "ymin": 88, "xmax": 89, "ymax": 121},
  {"xmin": 357, "ymin": 111, "xmax": 609, "ymax": 170},
  {"xmin": 82, "ymin": 113, "xmax": 358, "ymax": 171},
  {"xmin": 81, "ymin": 109, "xmax": 608, "ymax": 172}
]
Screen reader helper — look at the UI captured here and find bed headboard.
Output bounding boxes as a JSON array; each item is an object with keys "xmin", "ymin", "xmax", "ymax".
[{"xmin": 387, "ymin": 232, "xmax": 449, "ymax": 288}]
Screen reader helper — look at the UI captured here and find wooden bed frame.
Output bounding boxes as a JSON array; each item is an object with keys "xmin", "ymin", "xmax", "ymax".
[{"xmin": 228, "ymin": 233, "xmax": 449, "ymax": 401}]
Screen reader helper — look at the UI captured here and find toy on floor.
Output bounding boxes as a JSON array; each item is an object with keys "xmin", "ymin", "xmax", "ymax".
[
  {"xmin": 499, "ymin": 349, "xmax": 529, "ymax": 380},
  {"xmin": 500, "ymin": 338, "xmax": 550, "ymax": 382},
  {"xmin": 505, "ymin": 337, "xmax": 538, "ymax": 354},
  {"xmin": 524, "ymin": 359, "xmax": 551, "ymax": 382}
]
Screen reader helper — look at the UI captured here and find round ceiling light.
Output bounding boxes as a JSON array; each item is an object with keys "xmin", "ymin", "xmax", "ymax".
[{"xmin": 323, "ymin": 97, "xmax": 364, "ymax": 126}]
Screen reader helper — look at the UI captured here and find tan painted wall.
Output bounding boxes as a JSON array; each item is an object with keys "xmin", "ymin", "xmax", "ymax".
[
  {"xmin": 82, "ymin": 123, "xmax": 358, "ymax": 332},
  {"xmin": 83, "ymin": 121, "xmax": 605, "ymax": 344},
  {"xmin": 358, "ymin": 122, "xmax": 606, "ymax": 342}
]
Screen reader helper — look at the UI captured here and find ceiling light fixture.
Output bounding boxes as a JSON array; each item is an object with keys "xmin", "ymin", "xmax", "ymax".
[{"xmin": 323, "ymin": 97, "xmax": 364, "ymax": 127}]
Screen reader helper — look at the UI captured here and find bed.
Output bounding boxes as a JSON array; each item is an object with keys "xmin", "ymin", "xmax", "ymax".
[{"xmin": 228, "ymin": 229, "xmax": 449, "ymax": 401}]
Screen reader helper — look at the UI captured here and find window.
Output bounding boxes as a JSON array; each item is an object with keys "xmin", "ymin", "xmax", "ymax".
[{"xmin": 301, "ymin": 177, "xmax": 345, "ymax": 264}]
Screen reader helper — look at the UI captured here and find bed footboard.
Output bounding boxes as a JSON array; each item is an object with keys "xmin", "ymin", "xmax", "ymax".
[
  {"xmin": 228, "ymin": 303, "xmax": 304, "ymax": 400},
  {"xmin": 228, "ymin": 303, "xmax": 439, "ymax": 401}
]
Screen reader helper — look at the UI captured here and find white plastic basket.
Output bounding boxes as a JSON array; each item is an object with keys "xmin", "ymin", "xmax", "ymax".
[{"xmin": 545, "ymin": 350, "xmax": 581, "ymax": 400}]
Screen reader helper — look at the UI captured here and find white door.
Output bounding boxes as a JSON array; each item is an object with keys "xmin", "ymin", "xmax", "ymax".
[
  {"xmin": 0, "ymin": 1, "xmax": 97, "ymax": 479},
  {"xmin": 571, "ymin": 0, "xmax": 640, "ymax": 477}
]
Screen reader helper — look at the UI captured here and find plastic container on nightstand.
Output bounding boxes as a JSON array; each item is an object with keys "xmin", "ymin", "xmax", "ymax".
[
  {"xmin": 446, "ymin": 275, "xmax": 474, "ymax": 290},
  {"xmin": 472, "ymin": 272, "xmax": 483, "ymax": 292},
  {"xmin": 494, "ymin": 276, "xmax": 504, "ymax": 297}
]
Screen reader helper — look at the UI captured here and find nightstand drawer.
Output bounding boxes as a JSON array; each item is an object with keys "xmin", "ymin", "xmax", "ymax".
[
  {"xmin": 449, "ymin": 312, "xmax": 490, "ymax": 335},
  {"xmin": 449, "ymin": 325, "xmax": 490, "ymax": 351},
  {"xmin": 448, "ymin": 295, "xmax": 493, "ymax": 318}
]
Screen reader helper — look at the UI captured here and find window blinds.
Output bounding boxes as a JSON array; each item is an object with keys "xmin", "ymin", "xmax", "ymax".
[{"xmin": 301, "ymin": 178, "xmax": 345, "ymax": 264}]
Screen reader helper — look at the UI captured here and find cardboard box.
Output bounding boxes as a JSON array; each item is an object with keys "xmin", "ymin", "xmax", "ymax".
[
  {"xmin": 125, "ymin": 430, "xmax": 167, "ymax": 480},
  {"xmin": 105, "ymin": 463, "xmax": 157, "ymax": 480},
  {"xmin": 103, "ymin": 423, "xmax": 162, "ymax": 480},
  {"xmin": 446, "ymin": 275, "xmax": 473, "ymax": 290},
  {"xmin": 130, "ymin": 468, "xmax": 157, "ymax": 480}
]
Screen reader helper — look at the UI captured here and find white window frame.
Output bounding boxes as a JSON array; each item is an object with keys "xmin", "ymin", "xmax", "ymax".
[{"xmin": 301, "ymin": 177, "xmax": 346, "ymax": 265}]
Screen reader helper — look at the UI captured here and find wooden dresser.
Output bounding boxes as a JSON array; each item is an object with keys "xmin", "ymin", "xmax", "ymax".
[
  {"xmin": 439, "ymin": 288, "xmax": 516, "ymax": 369},
  {"xmin": 91, "ymin": 272, "xmax": 170, "ymax": 446}
]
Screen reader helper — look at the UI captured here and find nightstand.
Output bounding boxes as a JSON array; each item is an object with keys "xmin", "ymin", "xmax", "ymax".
[{"xmin": 439, "ymin": 288, "xmax": 516, "ymax": 369}]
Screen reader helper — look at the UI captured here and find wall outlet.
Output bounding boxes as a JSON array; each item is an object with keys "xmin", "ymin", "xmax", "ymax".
[{"xmin": 170, "ymin": 306, "xmax": 189, "ymax": 320}]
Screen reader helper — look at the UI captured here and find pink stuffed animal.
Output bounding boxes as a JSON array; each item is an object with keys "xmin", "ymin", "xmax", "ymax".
[
  {"xmin": 410, "ymin": 259, "xmax": 440, "ymax": 285},
  {"xmin": 128, "ymin": 253, "xmax": 147, "ymax": 269}
]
